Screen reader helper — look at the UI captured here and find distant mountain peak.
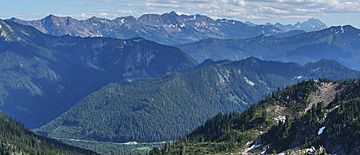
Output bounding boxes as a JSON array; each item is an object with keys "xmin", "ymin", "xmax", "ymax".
[
  {"xmin": 88, "ymin": 16, "xmax": 99, "ymax": 20},
  {"xmin": 306, "ymin": 59, "xmax": 346, "ymax": 67},
  {"xmin": 41, "ymin": 14, "xmax": 77, "ymax": 28},
  {"xmin": 309, "ymin": 59, "xmax": 358, "ymax": 72},
  {"xmin": 9, "ymin": 17, "xmax": 20, "ymax": 21},
  {"xmin": 44, "ymin": 14, "xmax": 60, "ymax": 20},
  {"xmin": 301, "ymin": 18, "xmax": 326, "ymax": 26},
  {"xmin": 326, "ymin": 25, "xmax": 357, "ymax": 35},
  {"xmin": 244, "ymin": 56, "xmax": 262, "ymax": 62},
  {"xmin": 167, "ymin": 11, "xmax": 178, "ymax": 16},
  {"xmin": 307, "ymin": 18, "xmax": 321, "ymax": 22},
  {"xmin": 342, "ymin": 25, "xmax": 357, "ymax": 29},
  {"xmin": 274, "ymin": 18, "xmax": 327, "ymax": 32},
  {"xmin": 244, "ymin": 21, "xmax": 256, "ymax": 26},
  {"xmin": 113, "ymin": 16, "xmax": 136, "ymax": 21},
  {"xmin": 202, "ymin": 58, "xmax": 216, "ymax": 64}
]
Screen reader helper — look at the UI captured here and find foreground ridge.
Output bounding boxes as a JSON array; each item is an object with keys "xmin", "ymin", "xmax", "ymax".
[
  {"xmin": 152, "ymin": 79, "xmax": 360, "ymax": 155},
  {"xmin": 0, "ymin": 113, "xmax": 97, "ymax": 155}
]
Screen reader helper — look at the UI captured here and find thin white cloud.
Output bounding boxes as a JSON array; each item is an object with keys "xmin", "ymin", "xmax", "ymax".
[
  {"xmin": 96, "ymin": 0, "xmax": 114, "ymax": 3},
  {"xmin": 72, "ymin": 10, "xmax": 135, "ymax": 20},
  {"xmin": 99, "ymin": 12, "xmax": 109, "ymax": 16}
]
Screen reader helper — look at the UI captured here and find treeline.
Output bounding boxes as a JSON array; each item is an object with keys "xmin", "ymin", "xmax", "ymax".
[
  {"xmin": 263, "ymin": 79, "xmax": 360, "ymax": 154},
  {"xmin": 149, "ymin": 80, "xmax": 320, "ymax": 154},
  {"xmin": 0, "ymin": 113, "xmax": 97, "ymax": 155},
  {"xmin": 149, "ymin": 79, "xmax": 360, "ymax": 154}
]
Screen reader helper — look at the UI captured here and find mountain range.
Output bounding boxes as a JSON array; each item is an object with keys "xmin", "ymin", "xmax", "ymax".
[
  {"xmin": 35, "ymin": 57, "xmax": 360, "ymax": 145},
  {"xmin": 0, "ymin": 19, "xmax": 196, "ymax": 128},
  {"xmin": 178, "ymin": 25, "xmax": 360, "ymax": 70},
  {"xmin": 271, "ymin": 18, "xmax": 327, "ymax": 32},
  {"xmin": 156, "ymin": 79, "xmax": 360, "ymax": 155},
  {"xmin": 2, "ymin": 12, "xmax": 360, "ymax": 155},
  {"xmin": 10, "ymin": 12, "xmax": 326, "ymax": 45}
]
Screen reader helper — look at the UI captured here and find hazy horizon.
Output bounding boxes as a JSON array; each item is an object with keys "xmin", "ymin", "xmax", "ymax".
[{"xmin": 1, "ymin": 0, "xmax": 360, "ymax": 27}]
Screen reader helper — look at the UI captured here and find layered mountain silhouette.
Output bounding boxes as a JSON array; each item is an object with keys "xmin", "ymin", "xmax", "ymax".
[
  {"xmin": 178, "ymin": 25, "xmax": 360, "ymax": 70},
  {"xmin": 2, "ymin": 11, "xmax": 360, "ymax": 155},
  {"xmin": 0, "ymin": 19, "xmax": 196, "ymax": 128},
  {"xmin": 271, "ymin": 18, "xmax": 327, "ymax": 32},
  {"xmin": 36, "ymin": 57, "xmax": 360, "ymax": 143},
  {"xmin": 10, "ymin": 12, "xmax": 326, "ymax": 45}
]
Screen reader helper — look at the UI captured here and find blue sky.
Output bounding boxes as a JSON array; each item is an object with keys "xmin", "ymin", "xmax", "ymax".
[{"xmin": 1, "ymin": 0, "xmax": 360, "ymax": 27}]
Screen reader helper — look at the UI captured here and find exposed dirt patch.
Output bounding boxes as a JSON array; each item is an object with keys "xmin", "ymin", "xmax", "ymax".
[
  {"xmin": 265, "ymin": 102, "xmax": 287, "ymax": 116},
  {"xmin": 305, "ymin": 82, "xmax": 340, "ymax": 113}
]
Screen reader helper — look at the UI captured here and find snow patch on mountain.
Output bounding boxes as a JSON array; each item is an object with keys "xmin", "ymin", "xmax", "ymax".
[
  {"xmin": 247, "ymin": 143, "xmax": 261, "ymax": 151},
  {"xmin": 192, "ymin": 15, "xmax": 196, "ymax": 20},
  {"xmin": 217, "ymin": 69, "xmax": 230, "ymax": 87},
  {"xmin": 294, "ymin": 75, "xmax": 303, "ymax": 79},
  {"xmin": 244, "ymin": 76, "xmax": 255, "ymax": 86},
  {"xmin": 168, "ymin": 24, "xmax": 176, "ymax": 28},
  {"xmin": 124, "ymin": 141, "xmax": 138, "ymax": 145},
  {"xmin": 318, "ymin": 126, "xmax": 325, "ymax": 135},
  {"xmin": 243, "ymin": 141, "xmax": 262, "ymax": 154}
]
